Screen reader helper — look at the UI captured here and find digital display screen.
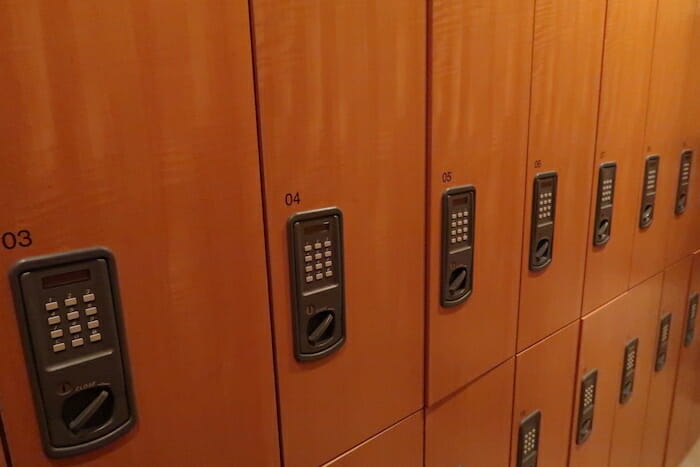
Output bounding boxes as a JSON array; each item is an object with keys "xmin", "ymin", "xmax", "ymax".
[
  {"xmin": 304, "ymin": 222, "xmax": 330, "ymax": 235},
  {"xmin": 42, "ymin": 269, "xmax": 91, "ymax": 289},
  {"xmin": 452, "ymin": 197, "xmax": 468, "ymax": 206}
]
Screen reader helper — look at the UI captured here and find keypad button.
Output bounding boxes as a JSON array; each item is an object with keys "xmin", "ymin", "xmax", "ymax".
[
  {"xmin": 50, "ymin": 329, "xmax": 64, "ymax": 339},
  {"xmin": 324, "ymin": 240, "xmax": 332, "ymax": 247},
  {"xmin": 325, "ymin": 270, "xmax": 333, "ymax": 277},
  {"xmin": 48, "ymin": 315, "xmax": 61, "ymax": 325},
  {"xmin": 315, "ymin": 273, "xmax": 323, "ymax": 280},
  {"xmin": 83, "ymin": 293, "xmax": 95, "ymax": 303},
  {"xmin": 45, "ymin": 301, "xmax": 59, "ymax": 312},
  {"xmin": 53, "ymin": 343, "xmax": 66, "ymax": 353},
  {"xmin": 324, "ymin": 251, "xmax": 332, "ymax": 257},
  {"xmin": 451, "ymin": 230, "xmax": 456, "ymax": 236},
  {"xmin": 85, "ymin": 306, "xmax": 98, "ymax": 316},
  {"xmin": 315, "ymin": 263, "xmax": 322, "ymax": 270},
  {"xmin": 304, "ymin": 245, "xmax": 312, "ymax": 252},
  {"xmin": 87, "ymin": 320, "xmax": 100, "ymax": 330},
  {"xmin": 71, "ymin": 338, "xmax": 85, "ymax": 348},
  {"xmin": 304, "ymin": 255, "xmax": 313, "ymax": 262},
  {"xmin": 89, "ymin": 333, "xmax": 102, "ymax": 343},
  {"xmin": 69, "ymin": 324, "xmax": 82, "ymax": 334},
  {"xmin": 64, "ymin": 297, "xmax": 78, "ymax": 307},
  {"xmin": 314, "ymin": 242, "xmax": 322, "ymax": 250},
  {"xmin": 451, "ymin": 238, "xmax": 457, "ymax": 244},
  {"xmin": 451, "ymin": 221, "xmax": 457, "ymax": 228},
  {"xmin": 314, "ymin": 253, "xmax": 322, "ymax": 260},
  {"xmin": 457, "ymin": 212, "xmax": 463, "ymax": 218},
  {"xmin": 305, "ymin": 265, "xmax": 313, "ymax": 273},
  {"xmin": 325, "ymin": 260, "xmax": 332, "ymax": 267},
  {"xmin": 66, "ymin": 311, "xmax": 80, "ymax": 321},
  {"xmin": 451, "ymin": 213, "xmax": 457, "ymax": 219},
  {"xmin": 306, "ymin": 275, "xmax": 313, "ymax": 283},
  {"xmin": 457, "ymin": 220, "xmax": 463, "ymax": 226}
]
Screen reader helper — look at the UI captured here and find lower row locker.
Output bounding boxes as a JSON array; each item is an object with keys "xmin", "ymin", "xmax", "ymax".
[
  {"xmin": 250, "ymin": 0, "xmax": 426, "ymax": 465},
  {"xmin": 0, "ymin": 1, "xmax": 280, "ymax": 466},
  {"xmin": 571, "ymin": 274, "xmax": 662, "ymax": 467},
  {"xmin": 322, "ymin": 412, "xmax": 423, "ymax": 467},
  {"xmin": 511, "ymin": 322, "xmax": 579, "ymax": 467},
  {"xmin": 425, "ymin": 359, "xmax": 514, "ymax": 467},
  {"xmin": 640, "ymin": 256, "xmax": 693, "ymax": 467},
  {"xmin": 666, "ymin": 251, "xmax": 700, "ymax": 466}
]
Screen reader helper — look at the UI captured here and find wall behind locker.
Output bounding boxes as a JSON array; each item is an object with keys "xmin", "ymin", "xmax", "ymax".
[
  {"xmin": 0, "ymin": 1, "xmax": 280, "ymax": 466},
  {"xmin": 251, "ymin": 1, "xmax": 426, "ymax": 466},
  {"xmin": 427, "ymin": 0, "xmax": 533, "ymax": 406}
]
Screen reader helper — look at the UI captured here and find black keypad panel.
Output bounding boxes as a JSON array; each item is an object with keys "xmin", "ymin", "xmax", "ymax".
[
  {"xmin": 655, "ymin": 313, "xmax": 672, "ymax": 372},
  {"xmin": 620, "ymin": 338, "xmax": 638, "ymax": 404},
  {"xmin": 529, "ymin": 172, "xmax": 557, "ymax": 271},
  {"xmin": 441, "ymin": 186, "xmax": 476, "ymax": 307},
  {"xmin": 675, "ymin": 150, "xmax": 693, "ymax": 215},
  {"xmin": 639, "ymin": 155, "xmax": 660, "ymax": 228},
  {"xmin": 517, "ymin": 410, "xmax": 541, "ymax": 467},
  {"xmin": 577, "ymin": 369, "xmax": 597, "ymax": 445},
  {"xmin": 45, "ymin": 292, "xmax": 102, "ymax": 354},
  {"xmin": 593, "ymin": 162, "xmax": 616, "ymax": 246}
]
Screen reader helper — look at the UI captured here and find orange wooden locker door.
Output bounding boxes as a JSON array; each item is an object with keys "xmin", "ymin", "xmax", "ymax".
[
  {"xmin": 322, "ymin": 412, "xmax": 423, "ymax": 467},
  {"xmin": 427, "ymin": 0, "xmax": 533, "ymax": 405},
  {"xmin": 510, "ymin": 322, "xmax": 579, "ymax": 467},
  {"xmin": 582, "ymin": 0, "xmax": 658, "ymax": 314},
  {"xmin": 666, "ymin": 252, "xmax": 700, "ymax": 466},
  {"xmin": 686, "ymin": 253, "xmax": 700, "ymax": 448},
  {"xmin": 570, "ymin": 291, "xmax": 630, "ymax": 467},
  {"xmin": 0, "ymin": 1, "xmax": 280, "ymax": 466},
  {"xmin": 250, "ymin": 1, "xmax": 425, "ymax": 466},
  {"xmin": 608, "ymin": 274, "xmax": 663, "ymax": 467},
  {"xmin": 641, "ymin": 257, "xmax": 693, "ymax": 467},
  {"xmin": 518, "ymin": 0, "xmax": 606, "ymax": 350},
  {"xmin": 631, "ymin": 0, "xmax": 697, "ymax": 284},
  {"xmin": 425, "ymin": 359, "xmax": 514, "ymax": 467}
]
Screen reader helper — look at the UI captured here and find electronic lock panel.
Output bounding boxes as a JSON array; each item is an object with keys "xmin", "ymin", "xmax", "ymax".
[
  {"xmin": 684, "ymin": 294, "xmax": 698, "ymax": 347},
  {"xmin": 529, "ymin": 172, "xmax": 557, "ymax": 271},
  {"xmin": 288, "ymin": 208, "xmax": 345, "ymax": 361},
  {"xmin": 639, "ymin": 155, "xmax": 660, "ymax": 229},
  {"xmin": 576, "ymin": 369, "xmax": 598, "ymax": 445},
  {"xmin": 675, "ymin": 150, "xmax": 693, "ymax": 215},
  {"xmin": 441, "ymin": 186, "xmax": 476, "ymax": 307},
  {"xmin": 593, "ymin": 163, "xmax": 616, "ymax": 246},
  {"xmin": 9, "ymin": 247, "xmax": 135, "ymax": 458},
  {"xmin": 619, "ymin": 338, "xmax": 639, "ymax": 404},
  {"xmin": 517, "ymin": 410, "xmax": 541, "ymax": 467},
  {"xmin": 655, "ymin": 313, "xmax": 672, "ymax": 372}
]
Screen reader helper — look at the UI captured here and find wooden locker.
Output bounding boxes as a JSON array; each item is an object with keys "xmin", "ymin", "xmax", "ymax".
[
  {"xmin": 251, "ymin": 1, "xmax": 425, "ymax": 465},
  {"xmin": 518, "ymin": 0, "xmax": 606, "ymax": 350},
  {"xmin": 570, "ymin": 274, "xmax": 662, "ymax": 467},
  {"xmin": 640, "ymin": 256, "xmax": 693, "ymax": 467},
  {"xmin": 425, "ymin": 359, "xmax": 514, "ymax": 467},
  {"xmin": 510, "ymin": 322, "xmax": 579, "ymax": 467},
  {"xmin": 608, "ymin": 274, "xmax": 663, "ymax": 467},
  {"xmin": 631, "ymin": 0, "xmax": 697, "ymax": 283},
  {"xmin": 427, "ymin": 0, "xmax": 533, "ymax": 405},
  {"xmin": 322, "ymin": 412, "xmax": 423, "ymax": 467},
  {"xmin": 666, "ymin": 252, "xmax": 700, "ymax": 467},
  {"xmin": 0, "ymin": 1, "xmax": 279, "ymax": 466},
  {"xmin": 582, "ymin": 0, "xmax": 659, "ymax": 313}
]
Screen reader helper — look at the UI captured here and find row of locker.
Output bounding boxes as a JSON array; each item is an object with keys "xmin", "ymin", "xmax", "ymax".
[{"xmin": 0, "ymin": 0, "xmax": 699, "ymax": 465}]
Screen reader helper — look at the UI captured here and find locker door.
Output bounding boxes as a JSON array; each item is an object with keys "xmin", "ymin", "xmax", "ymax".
[
  {"xmin": 511, "ymin": 322, "xmax": 579, "ymax": 467},
  {"xmin": 631, "ymin": 0, "xmax": 697, "ymax": 283},
  {"xmin": 427, "ymin": 0, "xmax": 533, "ymax": 405},
  {"xmin": 518, "ymin": 0, "xmax": 606, "ymax": 349},
  {"xmin": 251, "ymin": 1, "xmax": 426, "ymax": 465},
  {"xmin": 582, "ymin": 0, "xmax": 658, "ymax": 313},
  {"xmin": 322, "ymin": 412, "xmax": 423, "ymax": 467},
  {"xmin": 608, "ymin": 274, "xmax": 663, "ymax": 467},
  {"xmin": 425, "ymin": 359, "xmax": 514, "ymax": 467},
  {"xmin": 570, "ymin": 295, "xmax": 624, "ymax": 467},
  {"xmin": 640, "ymin": 257, "xmax": 693, "ymax": 467},
  {"xmin": 0, "ymin": 1, "xmax": 279, "ymax": 466},
  {"xmin": 666, "ymin": 252, "xmax": 700, "ymax": 466}
]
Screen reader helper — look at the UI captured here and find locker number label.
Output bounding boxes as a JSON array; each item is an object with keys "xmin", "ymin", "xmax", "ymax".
[
  {"xmin": 2, "ymin": 230, "xmax": 33, "ymax": 250},
  {"xmin": 285, "ymin": 192, "xmax": 301, "ymax": 206}
]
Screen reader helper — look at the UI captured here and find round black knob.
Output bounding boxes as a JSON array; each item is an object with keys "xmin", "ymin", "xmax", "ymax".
[
  {"xmin": 534, "ymin": 239, "xmax": 550, "ymax": 265},
  {"xmin": 642, "ymin": 205, "xmax": 653, "ymax": 226},
  {"xmin": 62, "ymin": 386, "xmax": 114, "ymax": 433},
  {"xmin": 677, "ymin": 193, "xmax": 687, "ymax": 212},
  {"xmin": 307, "ymin": 309, "xmax": 336, "ymax": 346},
  {"xmin": 448, "ymin": 267, "xmax": 468, "ymax": 297},
  {"xmin": 596, "ymin": 219, "xmax": 610, "ymax": 242}
]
